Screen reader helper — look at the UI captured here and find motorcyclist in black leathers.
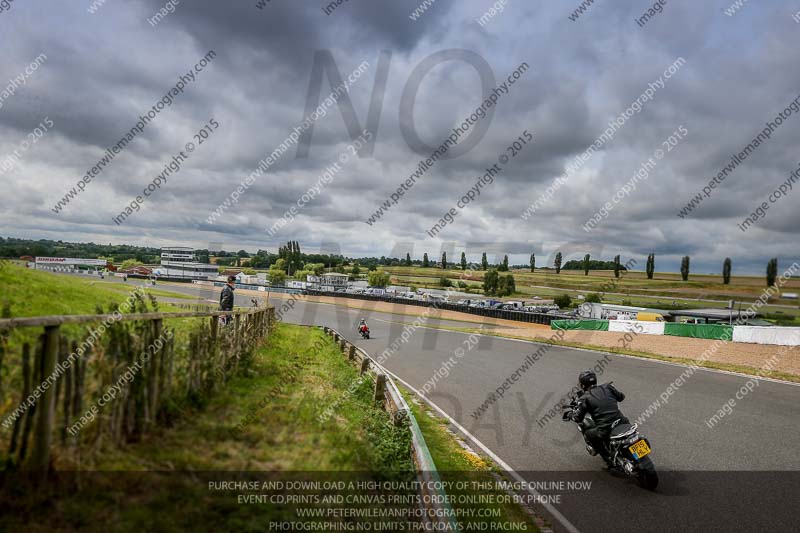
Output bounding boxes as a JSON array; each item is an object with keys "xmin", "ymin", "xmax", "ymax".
[{"xmin": 570, "ymin": 370, "xmax": 629, "ymax": 467}]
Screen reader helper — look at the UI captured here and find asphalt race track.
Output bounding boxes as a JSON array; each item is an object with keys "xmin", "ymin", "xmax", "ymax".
[{"xmin": 87, "ymin": 279, "xmax": 800, "ymax": 532}]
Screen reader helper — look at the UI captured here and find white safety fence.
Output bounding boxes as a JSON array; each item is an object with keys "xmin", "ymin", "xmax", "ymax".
[
  {"xmin": 608, "ymin": 320, "xmax": 665, "ymax": 335},
  {"xmin": 732, "ymin": 326, "xmax": 800, "ymax": 346}
]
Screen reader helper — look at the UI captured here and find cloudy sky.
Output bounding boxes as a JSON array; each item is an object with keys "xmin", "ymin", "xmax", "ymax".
[{"xmin": 1, "ymin": 0, "xmax": 798, "ymax": 274}]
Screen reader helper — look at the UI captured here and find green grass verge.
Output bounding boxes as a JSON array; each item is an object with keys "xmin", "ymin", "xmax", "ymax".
[
  {"xmin": 0, "ymin": 264, "xmax": 159, "ymax": 317},
  {"xmin": 0, "ymin": 265, "xmax": 195, "ymax": 399},
  {"xmin": 1, "ymin": 324, "xmax": 415, "ymax": 530}
]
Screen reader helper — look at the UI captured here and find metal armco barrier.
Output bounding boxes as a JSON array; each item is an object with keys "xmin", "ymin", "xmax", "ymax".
[{"xmin": 322, "ymin": 326, "xmax": 460, "ymax": 532}]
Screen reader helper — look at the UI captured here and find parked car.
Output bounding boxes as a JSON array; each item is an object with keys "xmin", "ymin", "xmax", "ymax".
[
  {"xmin": 523, "ymin": 305, "xmax": 549, "ymax": 313},
  {"xmin": 636, "ymin": 312, "xmax": 665, "ymax": 322}
]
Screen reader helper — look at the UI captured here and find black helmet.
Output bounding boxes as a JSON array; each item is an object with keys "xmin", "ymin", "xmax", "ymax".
[
  {"xmin": 227, "ymin": 275, "xmax": 236, "ymax": 283},
  {"xmin": 578, "ymin": 370, "xmax": 597, "ymax": 389}
]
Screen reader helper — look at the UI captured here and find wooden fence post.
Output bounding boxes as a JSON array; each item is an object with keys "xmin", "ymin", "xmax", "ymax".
[
  {"xmin": 209, "ymin": 315, "xmax": 219, "ymax": 385},
  {"xmin": 72, "ymin": 340, "xmax": 85, "ymax": 424},
  {"xmin": 61, "ymin": 341, "xmax": 72, "ymax": 445},
  {"xmin": 360, "ymin": 358, "xmax": 370, "ymax": 375},
  {"xmin": 235, "ymin": 314, "xmax": 244, "ymax": 375},
  {"xmin": 8, "ymin": 343, "xmax": 31, "ymax": 458},
  {"xmin": 348, "ymin": 345, "xmax": 356, "ymax": 360},
  {"xmin": 234, "ymin": 314, "xmax": 241, "ymax": 356},
  {"xmin": 374, "ymin": 373, "xmax": 386, "ymax": 402},
  {"xmin": 28, "ymin": 325, "xmax": 60, "ymax": 474},
  {"xmin": 53, "ymin": 336, "xmax": 66, "ymax": 441},
  {"xmin": 148, "ymin": 319, "xmax": 163, "ymax": 424},
  {"xmin": 19, "ymin": 336, "xmax": 44, "ymax": 463}
]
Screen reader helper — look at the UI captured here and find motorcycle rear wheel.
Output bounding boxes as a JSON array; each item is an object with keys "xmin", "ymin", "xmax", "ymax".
[{"xmin": 636, "ymin": 457, "xmax": 659, "ymax": 491}]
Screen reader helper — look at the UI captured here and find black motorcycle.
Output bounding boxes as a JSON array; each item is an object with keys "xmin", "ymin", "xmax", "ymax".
[
  {"xmin": 562, "ymin": 394, "xmax": 658, "ymax": 490},
  {"xmin": 358, "ymin": 325, "xmax": 370, "ymax": 339}
]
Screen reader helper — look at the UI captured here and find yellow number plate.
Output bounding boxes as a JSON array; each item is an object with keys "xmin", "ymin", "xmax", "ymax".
[{"xmin": 629, "ymin": 439, "xmax": 651, "ymax": 459}]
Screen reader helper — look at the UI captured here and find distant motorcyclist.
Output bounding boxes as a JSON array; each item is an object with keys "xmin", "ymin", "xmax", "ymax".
[
  {"xmin": 570, "ymin": 370, "xmax": 629, "ymax": 467},
  {"xmin": 358, "ymin": 318, "xmax": 368, "ymax": 334}
]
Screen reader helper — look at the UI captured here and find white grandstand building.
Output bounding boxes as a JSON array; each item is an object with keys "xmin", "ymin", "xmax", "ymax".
[{"xmin": 152, "ymin": 246, "xmax": 217, "ymax": 280}]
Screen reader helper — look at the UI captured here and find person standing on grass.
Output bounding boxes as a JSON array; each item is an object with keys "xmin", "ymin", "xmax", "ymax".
[{"xmin": 220, "ymin": 275, "xmax": 236, "ymax": 324}]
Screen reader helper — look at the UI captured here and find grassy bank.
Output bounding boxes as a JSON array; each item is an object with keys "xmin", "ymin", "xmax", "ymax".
[
  {"xmin": 0, "ymin": 265, "xmax": 202, "ymax": 412},
  {"xmin": 0, "ymin": 264, "xmax": 163, "ymax": 318},
  {"xmin": 1, "ymin": 324, "xmax": 414, "ymax": 530}
]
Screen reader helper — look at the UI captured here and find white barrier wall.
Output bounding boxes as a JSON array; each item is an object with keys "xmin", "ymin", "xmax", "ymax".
[
  {"xmin": 608, "ymin": 320, "xmax": 665, "ymax": 335},
  {"xmin": 732, "ymin": 326, "xmax": 800, "ymax": 346}
]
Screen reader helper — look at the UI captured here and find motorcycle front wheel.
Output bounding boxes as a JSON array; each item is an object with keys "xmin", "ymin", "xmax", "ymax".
[{"xmin": 636, "ymin": 457, "xmax": 659, "ymax": 491}]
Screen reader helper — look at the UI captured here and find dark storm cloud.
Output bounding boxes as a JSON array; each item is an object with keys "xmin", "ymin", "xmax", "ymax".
[{"xmin": 0, "ymin": 0, "xmax": 798, "ymax": 274}]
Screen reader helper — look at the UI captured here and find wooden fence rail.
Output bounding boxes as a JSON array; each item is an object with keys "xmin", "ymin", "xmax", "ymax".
[{"xmin": 0, "ymin": 296, "xmax": 274, "ymax": 477}]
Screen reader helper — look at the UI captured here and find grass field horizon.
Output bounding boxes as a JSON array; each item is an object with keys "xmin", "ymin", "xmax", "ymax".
[{"xmin": 378, "ymin": 265, "xmax": 800, "ymax": 318}]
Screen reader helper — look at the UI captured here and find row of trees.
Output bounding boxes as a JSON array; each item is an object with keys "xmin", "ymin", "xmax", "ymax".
[
  {"xmin": 645, "ymin": 253, "xmax": 779, "ymax": 286},
  {"xmin": 269, "ymin": 247, "xmax": 781, "ymax": 290},
  {"xmin": 5, "ymin": 236, "xmax": 784, "ymax": 288},
  {"xmin": 410, "ymin": 251, "xmax": 514, "ymax": 271},
  {"xmin": 0, "ymin": 237, "xmax": 163, "ymax": 264}
]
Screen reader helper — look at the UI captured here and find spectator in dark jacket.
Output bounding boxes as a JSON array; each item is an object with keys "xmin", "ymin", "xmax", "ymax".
[{"xmin": 220, "ymin": 276, "xmax": 236, "ymax": 323}]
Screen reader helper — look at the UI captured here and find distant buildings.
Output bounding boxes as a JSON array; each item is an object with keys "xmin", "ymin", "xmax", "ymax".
[
  {"xmin": 153, "ymin": 246, "xmax": 217, "ymax": 280},
  {"xmin": 31, "ymin": 256, "xmax": 108, "ymax": 272}
]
